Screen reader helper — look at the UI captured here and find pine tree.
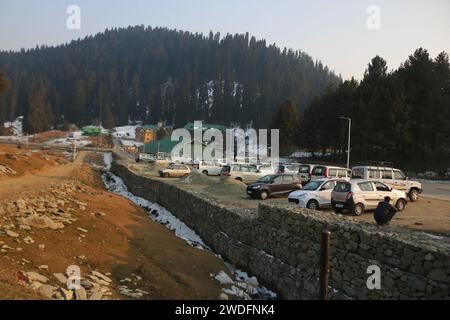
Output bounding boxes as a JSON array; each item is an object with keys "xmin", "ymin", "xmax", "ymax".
[
  {"xmin": 271, "ymin": 99, "xmax": 300, "ymax": 155},
  {"xmin": 23, "ymin": 79, "xmax": 54, "ymax": 134},
  {"xmin": 0, "ymin": 72, "xmax": 8, "ymax": 95}
]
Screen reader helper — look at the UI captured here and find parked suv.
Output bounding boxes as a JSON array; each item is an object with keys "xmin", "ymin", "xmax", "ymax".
[
  {"xmin": 247, "ymin": 174, "xmax": 302, "ymax": 200},
  {"xmin": 311, "ymin": 165, "xmax": 351, "ymax": 181},
  {"xmin": 331, "ymin": 180, "xmax": 408, "ymax": 215},
  {"xmin": 288, "ymin": 178, "xmax": 346, "ymax": 210},
  {"xmin": 351, "ymin": 166, "xmax": 422, "ymax": 202},
  {"xmin": 197, "ymin": 160, "xmax": 223, "ymax": 176},
  {"xmin": 220, "ymin": 164, "xmax": 265, "ymax": 183}
]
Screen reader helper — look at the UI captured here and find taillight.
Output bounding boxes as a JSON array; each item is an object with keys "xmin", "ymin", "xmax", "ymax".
[
  {"xmin": 308, "ymin": 172, "xmax": 311, "ymax": 179},
  {"xmin": 324, "ymin": 168, "xmax": 328, "ymax": 177},
  {"xmin": 346, "ymin": 191, "xmax": 354, "ymax": 200}
]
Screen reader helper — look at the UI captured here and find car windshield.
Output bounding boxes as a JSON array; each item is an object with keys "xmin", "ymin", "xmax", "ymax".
[
  {"xmin": 299, "ymin": 165, "xmax": 310, "ymax": 173},
  {"xmin": 258, "ymin": 175, "xmax": 277, "ymax": 183},
  {"xmin": 303, "ymin": 180, "xmax": 322, "ymax": 191}
]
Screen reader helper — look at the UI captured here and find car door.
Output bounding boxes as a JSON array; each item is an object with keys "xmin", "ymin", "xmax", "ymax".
[
  {"xmin": 239, "ymin": 166, "xmax": 252, "ymax": 182},
  {"xmin": 281, "ymin": 175, "xmax": 296, "ymax": 194},
  {"xmin": 317, "ymin": 181, "xmax": 336, "ymax": 207},
  {"xmin": 270, "ymin": 176, "xmax": 284, "ymax": 194},
  {"xmin": 357, "ymin": 182, "xmax": 378, "ymax": 209},
  {"xmin": 391, "ymin": 170, "xmax": 408, "ymax": 191},
  {"xmin": 374, "ymin": 181, "xmax": 393, "ymax": 202}
]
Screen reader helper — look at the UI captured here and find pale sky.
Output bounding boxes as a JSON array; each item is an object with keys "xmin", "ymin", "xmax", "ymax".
[{"xmin": 0, "ymin": 0, "xmax": 449, "ymax": 79}]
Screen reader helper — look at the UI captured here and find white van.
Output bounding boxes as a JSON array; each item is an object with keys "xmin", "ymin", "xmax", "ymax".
[
  {"xmin": 310, "ymin": 165, "xmax": 351, "ymax": 181},
  {"xmin": 351, "ymin": 166, "xmax": 422, "ymax": 202}
]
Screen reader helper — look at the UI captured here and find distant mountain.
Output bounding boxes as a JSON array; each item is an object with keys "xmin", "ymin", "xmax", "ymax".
[{"xmin": 0, "ymin": 26, "xmax": 341, "ymax": 133}]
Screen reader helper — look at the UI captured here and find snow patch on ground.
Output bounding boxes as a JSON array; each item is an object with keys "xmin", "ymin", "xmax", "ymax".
[
  {"xmin": 211, "ymin": 262, "xmax": 277, "ymax": 300},
  {"xmin": 120, "ymin": 139, "xmax": 143, "ymax": 147},
  {"xmin": 47, "ymin": 137, "xmax": 91, "ymax": 147},
  {"xmin": 214, "ymin": 271, "xmax": 234, "ymax": 285},
  {"xmin": 103, "ymin": 153, "xmax": 113, "ymax": 170},
  {"xmin": 101, "ymin": 171, "xmax": 207, "ymax": 250}
]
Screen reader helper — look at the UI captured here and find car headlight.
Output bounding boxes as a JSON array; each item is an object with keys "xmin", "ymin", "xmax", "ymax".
[{"xmin": 253, "ymin": 186, "xmax": 261, "ymax": 189}]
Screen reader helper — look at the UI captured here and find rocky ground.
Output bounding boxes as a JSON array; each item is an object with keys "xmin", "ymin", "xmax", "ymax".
[{"xmin": 0, "ymin": 145, "xmax": 232, "ymax": 300}]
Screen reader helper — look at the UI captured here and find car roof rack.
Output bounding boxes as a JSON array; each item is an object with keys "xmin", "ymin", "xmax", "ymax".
[{"xmin": 354, "ymin": 161, "xmax": 395, "ymax": 168}]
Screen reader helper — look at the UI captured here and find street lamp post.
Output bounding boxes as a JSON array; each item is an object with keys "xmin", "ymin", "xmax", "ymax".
[{"xmin": 340, "ymin": 117, "xmax": 351, "ymax": 169}]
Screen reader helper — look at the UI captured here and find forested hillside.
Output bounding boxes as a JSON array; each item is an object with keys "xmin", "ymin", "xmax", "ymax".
[
  {"xmin": 0, "ymin": 26, "xmax": 340, "ymax": 133},
  {"xmin": 300, "ymin": 49, "xmax": 450, "ymax": 170}
]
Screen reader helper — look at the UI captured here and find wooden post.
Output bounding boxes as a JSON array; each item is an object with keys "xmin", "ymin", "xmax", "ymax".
[{"xmin": 319, "ymin": 224, "xmax": 331, "ymax": 300}]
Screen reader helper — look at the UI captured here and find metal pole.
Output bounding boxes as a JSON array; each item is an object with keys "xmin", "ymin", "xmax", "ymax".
[
  {"xmin": 319, "ymin": 225, "xmax": 331, "ymax": 300},
  {"xmin": 347, "ymin": 118, "xmax": 351, "ymax": 169},
  {"xmin": 340, "ymin": 117, "xmax": 351, "ymax": 169}
]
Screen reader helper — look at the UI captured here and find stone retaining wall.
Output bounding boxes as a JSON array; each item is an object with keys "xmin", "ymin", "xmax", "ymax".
[{"xmin": 111, "ymin": 161, "xmax": 450, "ymax": 300}]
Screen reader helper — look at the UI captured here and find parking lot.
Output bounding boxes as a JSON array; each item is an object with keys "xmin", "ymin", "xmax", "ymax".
[{"xmin": 129, "ymin": 161, "xmax": 450, "ymax": 236}]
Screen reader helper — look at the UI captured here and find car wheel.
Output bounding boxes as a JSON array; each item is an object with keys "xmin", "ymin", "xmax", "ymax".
[
  {"xmin": 163, "ymin": 173, "xmax": 170, "ymax": 178},
  {"xmin": 396, "ymin": 199, "xmax": 406, "ymax": 211},
  {"xmin": 260, "ymin": 191, "xmax": 269, "ymax": 200},
  {"xmin": 353, "ymin": 203, "xmax": 364, "ymax": 216},
  {"xmin": 334, "ymin": 207, "xmax": 344, "ymax": 214},
  {"xmin": 202, "ymin": 170, "xmax": 209, "ymax": 175},
  {"xmin": 306, "ymin": 200, "xmax": 319, "ymax": 210},
  {"xmin": 409, "ymin": 189, "xmax": 419, "ymax": 202}
]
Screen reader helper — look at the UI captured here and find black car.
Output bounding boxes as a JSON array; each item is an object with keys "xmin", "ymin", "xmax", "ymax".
[{"xmin": 246, "ymin": 174, "xmax": 302, "ymax": 200}]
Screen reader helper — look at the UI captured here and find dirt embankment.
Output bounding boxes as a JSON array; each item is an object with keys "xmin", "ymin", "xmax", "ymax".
[
  {"xmin": 0, "ymin": 145, "xmax": 68, "ymax": 179},
  {"xmin": 0, "ymin": 146, "xmax": 229, "ymax": 300}
]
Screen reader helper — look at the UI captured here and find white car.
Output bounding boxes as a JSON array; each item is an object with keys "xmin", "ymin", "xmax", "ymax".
[
  {"xmin": 288, "ymin": 178, "xmax": 346, "ymax": 210},
  {"xmin": 197, "ymin": 160, "xmax": 223, "ymax": 176},
  {"xmin": 254, "ymin": 164, "xmax": 277, "ymax": 175}
]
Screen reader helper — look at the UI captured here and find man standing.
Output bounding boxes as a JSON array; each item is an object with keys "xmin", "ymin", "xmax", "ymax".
[{"xmin": 374, "ymin": 196, "xmax": 397, "ymax": 226}]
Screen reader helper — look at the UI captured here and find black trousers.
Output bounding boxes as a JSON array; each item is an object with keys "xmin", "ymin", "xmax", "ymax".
[{"xmin": 376, "ymin": 212, "xmax": 396, "ymax": 226}]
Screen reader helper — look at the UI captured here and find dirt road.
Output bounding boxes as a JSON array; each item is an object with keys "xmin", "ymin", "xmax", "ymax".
[
  {"xmin": 0, "ymin": 146, "xmax": 231, "ymax": 300},
  {"xmin": 421, "ymin": 181, "xmax": 450, "ymax": 202}
]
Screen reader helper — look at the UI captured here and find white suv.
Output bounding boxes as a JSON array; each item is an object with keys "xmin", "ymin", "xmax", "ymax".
[
  {"xmin": 351, "ymin": 166, "xmax": 422, "ymax": 202},
  {"xmin": 288, "ymin": 178, "xmax": 346, "ymax": 210},
  {"xmin": 197, "ymin": 161, "xmax": 223, "ymax": 176}
]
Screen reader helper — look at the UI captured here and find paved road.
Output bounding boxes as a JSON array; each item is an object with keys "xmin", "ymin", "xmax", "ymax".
[{"xmin": 422, "ymin": 182, "xmax": 450, "ymax": 202}]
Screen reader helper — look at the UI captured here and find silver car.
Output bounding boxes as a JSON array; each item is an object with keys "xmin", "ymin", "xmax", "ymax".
[{"xmin": 331, "ymin": 179, "xmax": 408, "ymax": 215}]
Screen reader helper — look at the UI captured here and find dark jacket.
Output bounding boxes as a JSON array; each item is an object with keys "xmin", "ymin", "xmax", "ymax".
[{"xmin": 374, "ymin": 201, "xmax": 397, "ymax": 225}]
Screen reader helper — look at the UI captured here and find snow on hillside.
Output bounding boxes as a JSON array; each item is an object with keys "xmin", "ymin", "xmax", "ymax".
[
  {"xmin": 290, "ymin": 151, "xmax": 332, "ymax": 158},
  {"xmin": 112, "ymin": 126, "xmax": 138, "ymax": 140},
  {"xmin": 47, "ymin": 136, "xmax": 92, "ymax": 147},
  {"xmin": 3, "ymin": 116, "xmax": 23, "ymax": 136}
]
